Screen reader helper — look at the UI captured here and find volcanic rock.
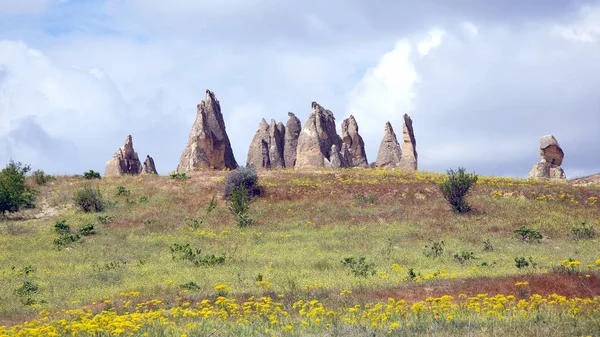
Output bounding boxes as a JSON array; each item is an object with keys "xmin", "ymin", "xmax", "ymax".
[
  {"xmin": 295, "ymin": 102, "xmax": 345, "ymax": 169},
  {"xmin": 269, "ymin": 120, "xmax": 286, "ymax": 168},
  {"xmin": 399, "ymin": 114, "xmax": 418, "ymax": 170},
  {"xmin": 104, "ymin": 135, "xmax": 142, "ymax": 177},
  {"xmin": 142, "ymin": 155, "xmax": 158, "ymax": 175},
  {"xmin": 528, "ymin": 135, "xmax": 567, "ymax": 181},
  {"xmin": 375, "ymin": 122, "xmax": 402, "ymax": 169},
  {"xmin": 247, "ymin": 119, "xmax": 286, "ymax": 169},
  {"xmin": 177, "ymin": 90, "xmax": 238, "ymax": 172},
  {"xmin": 341, "ymin": 115, "xmax": 368, "ymax": 167},
  {"xmin": 284, "ymin": 112, "xmax": 301, "ymax": 168}
]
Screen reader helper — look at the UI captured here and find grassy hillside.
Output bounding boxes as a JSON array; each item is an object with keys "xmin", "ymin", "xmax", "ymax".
[{"xmin": 1, "ymin": 168, "xmax": 599, "ymax": 336}]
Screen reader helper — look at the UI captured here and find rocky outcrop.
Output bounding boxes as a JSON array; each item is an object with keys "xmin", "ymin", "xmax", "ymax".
[
  {"xmin": 247, "ymin": 119, "xmax": 286, "ymax": 169},
  {"xmin": 177, "ymin": 90, "xmax": 238, "ymax": 172},
  {"xmin": 295, "ymin": 102, "xmax": 345, "ymax": 169},
  {"xmin": 528, "ymin": 135, "xmax": 567, "ymax": 181},
  {"xmin": 269, "ymin": 120, "xmax": 285, "ymax": 168},
  {"xmin": 375, "ymin": 122, "xmax": 402, "ymax": 168},
  {"xmin": 399, "ymin": 114, "xmax": 418, "ymax": 170},
  {"xmin": 104, "ymin": 135, "xmax": 142, "ymax": 177},
  {"xmin": 142, "ymin": 155, "xmax": 158, "ymax": 175},
  {"xmin": 341, "ymin": 115, "xmax": 368, "ymax": 167},
  {"xmin": 284, "ymin": 112, "xmax": 301, "ymax": 168}
]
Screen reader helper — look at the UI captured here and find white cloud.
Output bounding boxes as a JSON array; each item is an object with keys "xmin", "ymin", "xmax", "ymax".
[
  {"xmin": 417, "ymin": 29, "xmax": 445, "ymax": 56},
  {"xmin": 461, "ymin": 22, "xmax": 479, "ymax": 37},
  {"xmin": 553, "ymin": 5, "xmax": 600, "ymax": 42}
]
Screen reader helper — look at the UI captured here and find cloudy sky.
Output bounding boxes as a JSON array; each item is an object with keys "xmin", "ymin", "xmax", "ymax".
[{"xmin": 1, "ymin": 0, "xmax": 599, "ymax": 177}]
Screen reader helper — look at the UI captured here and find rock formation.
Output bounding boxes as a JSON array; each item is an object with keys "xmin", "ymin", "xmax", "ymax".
[
  {"xmin": 295, "ymin": 102, "xmax": 345, "ymax": 169},
  {"xmin": 104, "ymin": 135, "xmax": 143, "ymax": 177},
  {"xmin": 247, "ymin": 119, "xmax": 286, "ymax": 169},
  {"xmin": 341, "ymin": 115, "xmax": 368, "ymax": 167},
  {"xmin": 142, "ymin": 155, "xmax": 158, "ymax": 175},
  {"xmin": 269, "ymin": 120, "xmax": 286, "ymax": 168},
  {"xmin": 284, "ymin": 112, "xmax": 301, "ymax": 168},
  {"xmin": 177, "ymin": 90, "xmax": 238, "ymax": 172},
  {"xmin": 528, "ymin": 135, "xmax": 567, "ymax": 181},
  {"xmin": 375, "ymin": 122, "xmax": 402, "ymax": 168},
  {"xmin": 399, "ymin": 114, "xmax": 418, "ymax": 170}
]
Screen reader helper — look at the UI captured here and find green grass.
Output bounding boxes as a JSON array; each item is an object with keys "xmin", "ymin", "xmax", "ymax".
[{"xmin": 0, "ymin": 170, "xmax": 599, "ymax": 335}]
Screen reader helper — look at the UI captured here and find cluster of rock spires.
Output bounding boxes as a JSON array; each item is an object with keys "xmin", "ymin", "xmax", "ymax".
[
  {"xmin": 528, "ymin": 135, "xmax": 566, "ymax": 181},
  {"xmin": 104, "ymin": 135, "xmax": 157, "ymax": 177},
  {"xmin": 247, "ymin": 101, "xmax": 418, "ymax": 170},
  {"xmin": 103, "ymin": 89, "xmax": 570, "ymax": 180}
]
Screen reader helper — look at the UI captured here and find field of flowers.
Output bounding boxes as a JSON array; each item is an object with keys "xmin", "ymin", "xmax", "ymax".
[{"xmin": 1, "ymin": 168, "xmax": 599, "ymax": 336}]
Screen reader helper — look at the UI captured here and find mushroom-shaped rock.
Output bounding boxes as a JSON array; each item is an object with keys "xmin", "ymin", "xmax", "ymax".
[
  {"xmin": 528, "ymin": 135, "xmax": 567, "ymax": 181},
  {"xmin": 142, "ymin": 155, "xmax": 158, "ymax": 175},
  {"xmin": 399, "ymin": 114, "xmax": 418, "ymax": 170},
  {"xmin": 177, "ymin": 90, "xmax": 238, "ymax": 172},
  {"xmin": 104, "ymin": 135, "xmax": 143, "ymax": 177},
  {"xmin": 375, "ymin": 122, "xmax": 402, "ymax": 169},
  {"xmin": 341, "ymin": 115, "xmax": 368, "ymax": 167}
]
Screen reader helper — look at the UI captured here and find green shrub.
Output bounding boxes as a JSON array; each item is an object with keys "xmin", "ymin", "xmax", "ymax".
[
  {"xmin": 570, "ymin": 222, "xmax": 595, "ymax": 240},
  {"xmin": 514, "ymin": 257, "xmax": 529, "ymax": 269},
  {"xmin": 223, "ymin": 166, "xmax": 261, "ymax": 199},
  {"xmin": 14, "ymin": 280, "xmax": 39, "ymax": 297},
  {"xmin": 206, "ymin": 192, "xmax": 218, "ymax": 214},
  {"xmin": 74, "ymin": 185, "xmax": 104, "ymax": 213},
  {"xmin": 179, "ymin": 281, "xmax": 201, "ymax": 292},
  {"xmin": 0, "ymin": 160, "xmax": 32, "ymax": 215},
  {"xmin": 97, "ymin": 215, "xmax": 114, "ymax": 224},
  {"xmin": 439, "ymin": 167, "xmax": 478, "ymax": 213},
  {"xmin": 115, "ymin": 186, "xmax": 130, "ymax": 196},
  {"xmin": 453, "ymin": 251, "xmax": 475, "ymax": 264},
  {"xmin": 228, "ymin": 185, "xmax": 254, "ymax": 227},
  {"xmin": 186, "ymin": 218, "xmax": 203, "ymax": 230},
  {"xmin": 78, "ymin": 224, "xmax": 95, "ymax": 236},
  {"xmin": 53, "ymin": 234, "xmax": 81, "ymax": 250},
  {"xmin": 83, "ymin": 170, "xmax": 101, "ymax": 179},
  {"xmin": 54, "ymin": 220, "xmax": 71, "ymax": 234},
  {"xmin": 423, "ymin": 240, "xmax": 444, "ymax": 258},
  {"xmin": 341, "ymin": 256, "xmax": 376, "ymax": 277},
  {"xmin": 482, "ymin": 239, "xmax": 494, "ymax": 252},
  {"xmin": 353, "ymin": 193, "xmax": 377, "ymax": 204},
  {"xmin": 169, "ymin": 243, "xmax": 226, "ymax": 266},
  {"xmin": 32, "ymin": 170, "xmax": 54, "ymax": 185},
  {"xmin": 514, "ymin": 226, "xmax": 542, "ymax": 243},
  {"xmin": 169, "ymin": 171, "xmax": 189, "ymax": 180}
]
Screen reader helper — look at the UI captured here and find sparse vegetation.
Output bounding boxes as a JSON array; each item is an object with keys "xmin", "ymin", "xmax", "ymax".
[
  {"xmin": 514, "ymin": 226, "xmax": 543, "ymax": 243},
  {"xmin": 223, "ymin": 166, "xmax": 261, "ymax": 199},
  {"xmin": 570, "ymin": 222, "xmax": 596, "ymax": 240},
  {"xmin": 439, "ymin": 167, "xmax": 478, "ymax": 213},
  {"xmin": 32, "ymin": 169, "xmax": 54, "ymax": 185},
  {"xmin": 1, "ymin": 168, "xmax": 599, "ymax": 336},
  {"xmin": 83, "ymin": 170, "xmax": 101, "ymax": 180},
  {"xmin": 0, "ymin": 160, "xmax": 32, "ymax": 215},
  {"xmin": 73, "ymin": 184, "xmax": 105, "ymax": 212},
  {"xmin": 169, "ymin": 171, "xmax": 189, "ymax": 180},
  {"xmin": 228, "ymin": 185, "xmax": 253, "ymax": 227}
]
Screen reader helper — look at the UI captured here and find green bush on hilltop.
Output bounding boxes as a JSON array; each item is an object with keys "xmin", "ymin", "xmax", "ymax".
[{"xmin": 439, "ymin": 167, "xmax": 478, "ymax": 213}]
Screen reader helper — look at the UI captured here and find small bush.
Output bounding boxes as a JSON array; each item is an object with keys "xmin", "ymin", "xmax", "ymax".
[
  {"xmin": 514, "ymin": 226, "xmax": 542, "ymax": 243},
  {"xmin": 353, "ymin": 193, "xmax": 377, "ymax": 204},
  {"xmin": 83, "ymin": 170, "xmax": 101, "ymax": 179},
  {"xmin": 186, "ymin": 218, "xmax": 203, "ymax": 230},
  {"xmin": 169, "ymin": 171, "xmax": 190, "ymax": 180},
  {"xmin": 454, "ymin": 251, "xmax": 475, "ymax": 264},
  {"xmin": 341, "ymin": 256, "xmax": 376, "ymax": 277},
  {"xmin": 180, "ymin": 281, "xmax": 201, "ymax": 292},
  {"xmin": 482, "ymin": 239, "xmax": 494, "ymax": 252},
  {"xmin": 223, "ymin": 166, "xmax": 261, "ymax": 199},
  {"xmin": 97, "ymin": 215, "xmax": 114, "ymax": 224},
  {"xmin": 439, "ymin": 167, "xmax": 478, "ymax": 213},
  {"xmin": 32, "ymin": 170, "xmax": 54, "ymax": 185},
  {"xmin": 78, "ymin": 223, "xmax": 95, "ymax": 236},
  {"xmin": 0, "ymin": 160, "xmax": 32, "ymax": 215},
  {"xmin": 115, "ymin": 186, "xmax": 130, "ymax": 196},
  {"xmin": 170, "ymin": 243, "xmax": 226, "ymax": 266},
  {"xmin": 228, "ymin": 185, "xmax": 254, "ymax": 227},
  {"xmin": 74, "ymin": 185, "xmax": 104, "ymax": 213},
  {"xmin": 14, "ymin": 280, "xmax": 39, "ymax": 297},
  {"xmin": 423, "ymin": 240, "xmax": 444, "ymax": 258},
  {"xmin": 53, "ymin": 234, "xmax": 81, "ymax": 250},
  {"xmin": 515, "ymin": 257, "xmax": 529, "ymax": 269},
  {"xmin": 570, "ymin": 222, "xmax": 596, "ymax": 240},
  {"xmin": 54, "ymin": 220, "xmax": 70, "ymax": 234},
  {"xmin": 206, "ymin": 192, "xmax": 218, "ymax": 214}
]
